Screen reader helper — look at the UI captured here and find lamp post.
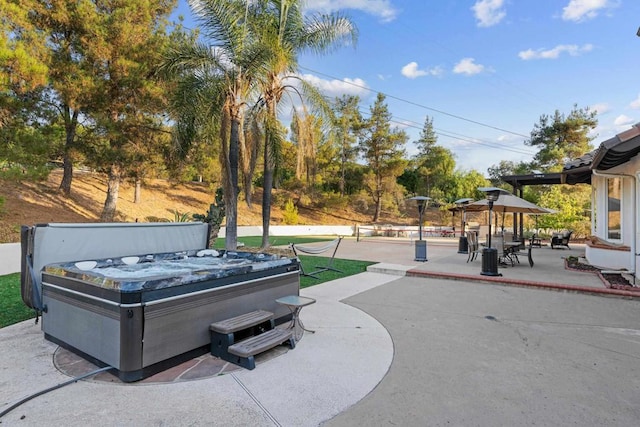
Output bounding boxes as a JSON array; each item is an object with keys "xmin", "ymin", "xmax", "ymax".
[
  {"xmin": 454, "ymin": 198, "xmax": 473, "ymax": 254},
  {"xmin": 478, "ymin": 187, "xmax": 502, "ymax": 276},
  {"xmin": 410, "ymin": 196, "xmax": 431, "ymax": 261}
]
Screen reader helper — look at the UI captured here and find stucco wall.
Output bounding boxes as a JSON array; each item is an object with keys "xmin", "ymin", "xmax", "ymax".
[{"xmin": 588, "ymin": 156, "xmax": 639, "ymax": 272}]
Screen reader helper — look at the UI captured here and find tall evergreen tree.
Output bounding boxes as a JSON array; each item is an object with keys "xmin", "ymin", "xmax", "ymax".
[
  {"xmin": 415, "ymin": 116, "xmax": 437, "ymax": 159},
  {"xmin": 26, "ymin": 0, "xmax": 107, "ymax": 195},
  {"xmin": 526, "ymin": 104, "xmax": 597, "ymax": 172},
  {"xmin": 0, "ymin": 0, "xmax": 53, "ymax": 177},
  {"xmin": 412, "ymin": 116, "xmax": 455, "ymax": 200},
  {"xmin": 0, "ymin": 0, "xmax": 48, "ymax": 98},
  {"xmin": 332, "ymin": 94, "xmax": 361, "ymax": 197},
  {"xmin": 85, "ymin": 0, "xmax": 175, "ymax": 221},
  {"xmin": 359, "ymin": 93, "xmax": 407, "ymax": 222}
]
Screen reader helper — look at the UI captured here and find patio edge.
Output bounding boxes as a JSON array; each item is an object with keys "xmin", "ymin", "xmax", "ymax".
[{"xmin": 404, "ymin": 268, "xmax": 640, "ymax": 299}]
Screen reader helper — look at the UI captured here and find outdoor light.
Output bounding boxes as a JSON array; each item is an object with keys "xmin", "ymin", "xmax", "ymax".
[
  {"xmin": 410, "ymin": 196, "xmax": 431, "ymax": 261},
  {"xmin": 454, "ymin": 198, "xmax": 473, "ymax": 254},
  {"xmin": 478, "ymin": 187, "xmax": 503, "ymax": 276}
]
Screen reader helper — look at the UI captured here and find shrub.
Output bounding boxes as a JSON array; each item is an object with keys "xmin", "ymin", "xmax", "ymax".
[
  {"xmin": 144, "ymin": 216, "xmax": 170, "ymax": 222},
  {"xmin": 171, "ymin": 210, "xmax": 192, "ymax": 222},
  {"xmin": 192, "ymin": 188, "xmax": 226, "ymax": 245},
  {"xmin": 282, "ymin": 199, "xmax": 299, "ymax": 225}
]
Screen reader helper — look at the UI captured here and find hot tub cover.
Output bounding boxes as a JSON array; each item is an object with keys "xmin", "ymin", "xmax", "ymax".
[{"xmin": 43, "ymin": 250, "xmax": 294, "ymax": 293}]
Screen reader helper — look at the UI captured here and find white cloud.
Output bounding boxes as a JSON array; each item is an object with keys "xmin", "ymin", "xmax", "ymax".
[
  {"xmin": 471, "ymin": 0, "xmax": 506, "ymax": 27},
  {"xmin": 452, "ymin": 58, "xmax": 485, "ymax": 75},
  {"xmin": 300, "ymin": 73, "xmax": 369, "ymax": 97},
  {"xmin": 590, "ymin": 102, "xmax": 611, "ymax": 114},
  {"xmin": 400, "ymin": 62, "xmax": 443, "ymax": 79},
  {"xmin": 306, "ymin": 0, "xmax": 399, "ymax": 22},
  {"xmin": 518, "ymin": 44, "xmax": 593, "ymax": 60},
  {"xmin": 613, "ymin": 114, "xmax": 634, "ymax": 126},
  {"xmin": 630, "ymin": 94, "xmax": 640, "ymax": 109},
  {"xmin": 401, "ymin": 62, "xmax": 427, "ymax": 79},
  {"xmin": 562, "ymin": 0, "xmax": 614, "ymax": 22}
]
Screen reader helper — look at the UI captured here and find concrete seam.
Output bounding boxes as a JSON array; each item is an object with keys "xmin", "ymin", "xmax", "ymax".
[{"xmin": 231, "ymin": 372, "xmax": 281, "ymax": 426}]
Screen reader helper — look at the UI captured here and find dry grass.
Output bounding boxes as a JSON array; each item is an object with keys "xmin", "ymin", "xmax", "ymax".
[{"xmin": 0, "ymin": 170, "xmax": 414, "ymax": 243}]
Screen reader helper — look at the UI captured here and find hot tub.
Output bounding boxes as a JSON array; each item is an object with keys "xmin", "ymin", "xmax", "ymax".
[
  {"xmin": 21, "ymin": 223, "xmax": 300, "ymax": 382},
  {"xmin": 41, "ymin": 250, "xmax": 299, "ymax": 381}
]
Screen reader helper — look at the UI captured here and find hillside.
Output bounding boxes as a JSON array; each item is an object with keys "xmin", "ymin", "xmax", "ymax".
[{"xmin": 0, "ymin": 170, "xmax": 419, "ymax": 243}]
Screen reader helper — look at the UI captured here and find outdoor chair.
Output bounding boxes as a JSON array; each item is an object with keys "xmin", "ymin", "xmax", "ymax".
[
  {"xmin": 551, "ymin": 230, "xmax": 573, "ymax": 249},
  {"xmin": 526, "ymin": 237, "xmax": 535, "ymax": 267},
  {"xmin": 466, "ymin": 231, "xmax": 480, "ymax": 263},
  {"xmin": 531, "ymin": 233, "xmax": 542, "ymax": 247},
  {"xmin": 488, "ymin": 235, "xmax": 520, "ymax": 266}
]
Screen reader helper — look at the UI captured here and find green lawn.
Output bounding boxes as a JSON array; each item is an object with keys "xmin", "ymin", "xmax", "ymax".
[
  {"xmin": 0, "ymin": 237, "xmax": 374, "ymax": 328},
  {"xmin": 0, "ymin": 273, "xmax": 34, "ymax": 328},
  {"xmin": 297, "ymin": 256, "xmax": 374, "ymax": 289}
]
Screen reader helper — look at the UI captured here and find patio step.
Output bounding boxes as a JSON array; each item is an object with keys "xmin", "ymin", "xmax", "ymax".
[
  {"xmin": 210, "ymin": 310, "xmax": 295, "ymax": 370},
  {"xmin": 227, "ymin": 328, "xmax": 295, "ymax": 370}
]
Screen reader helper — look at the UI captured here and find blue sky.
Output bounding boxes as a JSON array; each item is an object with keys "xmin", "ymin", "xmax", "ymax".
[{"xmin": 173, "ymin": 0, "xmax": 640, "ymax": 174}]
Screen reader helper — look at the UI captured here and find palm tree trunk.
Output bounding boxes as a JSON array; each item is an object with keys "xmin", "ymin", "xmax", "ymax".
[
  {"xmin": 222, "ymin": 102, "xmax": 240, "ymax": 250},
  {"xmin": 261, "ymin": 135, "xmax": 274, "ymax": 249}
]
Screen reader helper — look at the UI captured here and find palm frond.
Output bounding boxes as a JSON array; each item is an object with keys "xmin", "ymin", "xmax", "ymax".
[{"xmin": 301, "ymin": 13, "xmax": 358, "ymax": 54}]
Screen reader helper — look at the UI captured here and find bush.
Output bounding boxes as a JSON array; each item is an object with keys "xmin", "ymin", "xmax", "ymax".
[
  {"xmin": 318, "ymin": 191, "xmax": 350, "ymax": 210},
  {"xmin": 282, "ymin": 199, "xmax": 299, "ymax": 225},
  {"xmin": 170, "ymin": 210, "xmax": 192, "ymax": 222}
]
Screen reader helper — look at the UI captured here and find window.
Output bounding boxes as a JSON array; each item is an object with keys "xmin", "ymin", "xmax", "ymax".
[{"xmin": 607, "ymin": 177, "xmax": 621, "ymax": 240}]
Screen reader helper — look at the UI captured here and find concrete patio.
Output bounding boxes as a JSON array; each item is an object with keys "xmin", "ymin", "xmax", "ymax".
[{"xmin": 1, "ymin": 236, "xmax": 639, "ymax": 426}]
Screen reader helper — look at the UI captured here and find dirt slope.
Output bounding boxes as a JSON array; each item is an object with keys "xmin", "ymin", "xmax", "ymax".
[{"xmin": 0, "ymin": 171, "xmax": 405, "ymax": 243}]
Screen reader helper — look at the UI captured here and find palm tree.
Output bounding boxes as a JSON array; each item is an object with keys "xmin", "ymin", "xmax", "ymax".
[
  {"xmin": 251, "ymin": 0, "xmax": 357, "ymax": 249},
  {"xmin": 159, "ymin": 0, "xmax": 271, "ymax": 250}
]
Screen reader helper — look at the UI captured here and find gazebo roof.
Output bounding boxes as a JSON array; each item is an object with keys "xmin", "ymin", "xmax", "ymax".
[{"xmin": 501, "ymin": 122, "xmax": 640, "ymax": 189}]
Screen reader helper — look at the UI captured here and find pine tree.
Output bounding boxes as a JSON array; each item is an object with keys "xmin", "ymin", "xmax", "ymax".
[
  {"xmin": 358, "ymin": 93, "xmax": 407, "ymax": 222},
  {"xmin": 332, "ymin": 95, "xmax": 362, "ymax": 197},
  {"xmin": 526, "ymin": 104, "xmax": 597, "ymax": 172}
]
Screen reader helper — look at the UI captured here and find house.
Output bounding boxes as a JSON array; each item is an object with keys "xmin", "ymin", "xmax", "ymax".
[
  {"xmin": 563, "ymin": 122, "xmax": 640, "ymax": 275},
  {"xmin": 500, "ymin": 122, "xmax": 640, "ymax": 277}
]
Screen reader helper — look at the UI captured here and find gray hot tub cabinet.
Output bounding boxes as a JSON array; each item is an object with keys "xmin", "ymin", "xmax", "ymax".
[{"xmin": 21, "ymin": 223, "xmax": 300, "ymax": 381}]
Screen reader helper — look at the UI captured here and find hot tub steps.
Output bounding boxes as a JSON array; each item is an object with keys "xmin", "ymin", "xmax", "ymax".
[
  {"xmin": 228, "ymin": 328, "xmax": 295, "ymax": 370},
  {"xmin": 210, "ymin": 309, "xmax": 275, "ymax": 335},
  {"xmin": 210, "ymin": 309, "xmax": 295, "ymax": 370}
]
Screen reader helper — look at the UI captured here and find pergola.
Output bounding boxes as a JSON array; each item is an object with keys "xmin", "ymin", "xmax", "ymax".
[
  {"xmin": 500, "ymin": 125, "xmax": 640, "ymax": 238},
  {"xmin": 498, "ymin": 170, "xmax": 590, "ymax": 239}
]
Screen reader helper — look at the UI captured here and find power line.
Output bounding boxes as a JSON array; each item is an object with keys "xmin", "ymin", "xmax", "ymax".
[
  {"xmin": 300, "ymin": 65, "xmax": 530, "ymax": 139},
  {"xmin": 358, "ymin": 109, "xmax": 536, "ymax": 156}
]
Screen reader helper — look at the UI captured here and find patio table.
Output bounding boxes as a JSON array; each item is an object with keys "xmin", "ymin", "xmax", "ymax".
[{"xmin": 276, "ymin": 295, "xmax": 316, "ymax": 342}]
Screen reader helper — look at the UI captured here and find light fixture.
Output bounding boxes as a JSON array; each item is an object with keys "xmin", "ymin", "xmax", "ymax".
[
  {"xmin": 478, "ymin": 187, "xmax": 503, "ymax": 276},
  {"xmin": 409, "ymin": 196, "xmax": 431, "ymax": 261},
  {"xmin": 453, "ymin": 198, "xmax": 473, "ymax": 254}
]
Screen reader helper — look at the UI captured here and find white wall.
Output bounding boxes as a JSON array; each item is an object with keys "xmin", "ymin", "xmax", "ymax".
[
  {"xmin": 588, "ymin": 157, "xmax": 640, "ymax": 272},
  {"xmin": 0, "ymin": 225, "xmax": 356, "ymax": 275},
  {"xmin": 0, "ymin": 243, "xmax": 20, "ymax": 275},
  {"xmin": 218, "ymin": 225, "xmax": 355, "ymax": 238}
]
